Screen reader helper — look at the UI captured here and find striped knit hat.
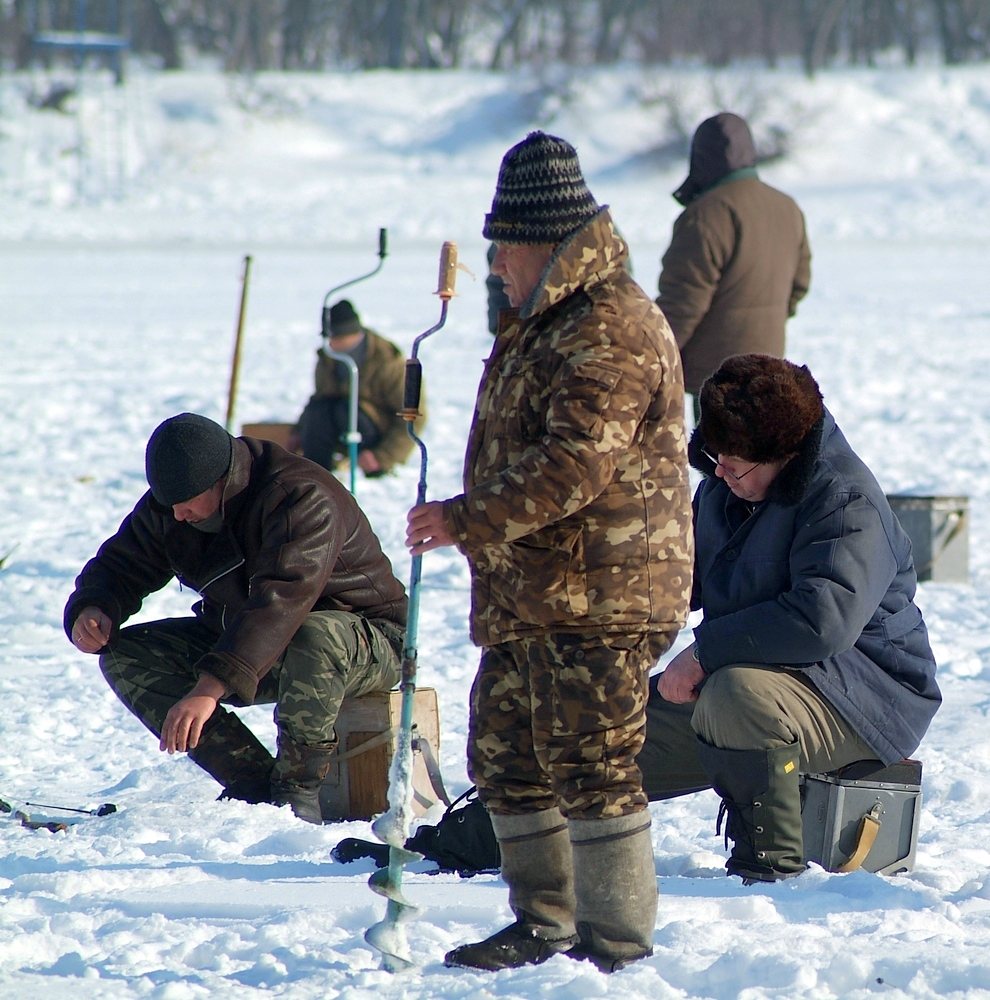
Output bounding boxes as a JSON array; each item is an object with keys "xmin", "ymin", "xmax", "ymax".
[{"xmin": 483, "ymin": 131, "xmax": 601, "ymax": 244}]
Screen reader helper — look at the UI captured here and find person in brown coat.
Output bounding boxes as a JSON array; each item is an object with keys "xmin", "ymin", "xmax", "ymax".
[{"xmin": 656, "ymin": 112, "xmax": 811, "ymax": 416}]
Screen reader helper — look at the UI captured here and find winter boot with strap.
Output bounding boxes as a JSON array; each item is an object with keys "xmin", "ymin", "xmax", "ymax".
[
  {"xmin": 444, "ymin": 806, "xmax": 578, "ymax": 971},
  {"xmin": 696, "ymin": 738, "xmax": 807, "ymax": 884},
  {"xmin": 568, "ymin": 810, "xmax": 658, "ymax": 972},
  {"xmin": 270, "ymin": 735, "xmax": 337, "ymax": 824},
  {"xmin": 189, "ymin": 709, "xmax": 275, "ymax": 804}
]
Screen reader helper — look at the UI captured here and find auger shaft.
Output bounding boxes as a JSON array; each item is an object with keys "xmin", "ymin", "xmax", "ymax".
[{"xmin": 364, "ymin": 241, "xmax": 458, "ymax": 972}]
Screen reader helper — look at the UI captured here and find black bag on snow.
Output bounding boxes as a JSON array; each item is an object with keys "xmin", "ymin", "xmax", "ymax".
[{"xmin": 331, "ymin": 786, "xmax": 500, "ymax": 878}]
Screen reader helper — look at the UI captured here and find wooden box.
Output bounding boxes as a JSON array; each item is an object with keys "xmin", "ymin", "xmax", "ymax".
[
  {"xmin": 319, "ymin": 687, "xmax": 443, "ymax": 821},
  {"xmin": 240, "ymin": 422, "xmax": 296, "ymax": 451}
]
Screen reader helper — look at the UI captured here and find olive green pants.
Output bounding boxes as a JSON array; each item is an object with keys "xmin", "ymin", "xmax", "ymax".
[{"xmin": 639, "ymin": 663, "xmax": 878, "ymax": 800}]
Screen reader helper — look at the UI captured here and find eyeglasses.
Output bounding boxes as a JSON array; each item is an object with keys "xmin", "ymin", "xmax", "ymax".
[{"xmin": 702, "ymin": 448, "xmax": 760, "ymax": 481}]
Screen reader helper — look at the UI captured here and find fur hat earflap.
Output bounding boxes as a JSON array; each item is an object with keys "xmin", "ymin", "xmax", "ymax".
[{"xmin": 699, "ymin": 353, "xmax": 824, "ymax": 463}]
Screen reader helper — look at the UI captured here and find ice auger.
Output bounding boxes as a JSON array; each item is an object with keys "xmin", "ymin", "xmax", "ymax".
[{"xmin": 364, "ymin": 241, "xmax": 458, "ymax": 972}]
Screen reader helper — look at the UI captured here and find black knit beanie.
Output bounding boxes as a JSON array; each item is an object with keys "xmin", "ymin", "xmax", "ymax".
[
  {"xmin": 328, "ymin": 299, "xmax": 362, "ymax": 337},
  {"xmin": 483, "ymin": 131, "xmax": 601, "ymax": 244},
  {"xmin": 699, "ymin": 354, "xmax": 823, "ymax": 463},
  {"xmin": 145, "ymin": 412, "xmax": 233, "ymax": 506}
]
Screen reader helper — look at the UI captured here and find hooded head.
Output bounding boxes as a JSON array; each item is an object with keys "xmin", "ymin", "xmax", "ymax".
[
  {"xmin": 673, "ymin": 112, "xmax": 757, "ymax": 206},
  {"xmin": 145, "ymin": 412, "xmax": 233, "ymax": 507},
  {"xmin": 699, "ymin": 354, "xmax": 823, "ymax": 464},
  {"xmin": 483, "ymin": 131, "xmax": 600, "ymax": 245}
]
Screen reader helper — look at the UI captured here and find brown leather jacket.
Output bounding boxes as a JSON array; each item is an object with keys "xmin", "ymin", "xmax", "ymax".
[{"xmin": 64, "ymin": 436, "xmax": 407, "ymax": 702}]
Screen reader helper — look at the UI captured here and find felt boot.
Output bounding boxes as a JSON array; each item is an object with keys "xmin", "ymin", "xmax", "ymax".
[
  {"xmin": 568, "ymin": 811, "xmax": 658, "ymax": 972},
  {"xmin": 444, "ymin": 807, "xmax": 578, "ymax": 970}
]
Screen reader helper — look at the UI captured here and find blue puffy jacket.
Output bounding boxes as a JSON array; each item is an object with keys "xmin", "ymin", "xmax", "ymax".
[{"xmin": 690, "ymin": 410, "xmax": 940, "ymax": 764}]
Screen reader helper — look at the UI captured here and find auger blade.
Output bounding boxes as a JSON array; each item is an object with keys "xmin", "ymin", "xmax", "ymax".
[
  {"xmin": 369, "ymin": 865, "xmax": 420, "ymax": 907},
  {"xmin": 364, "ymin": 913, "xmax": 416, "ymax": 972}
]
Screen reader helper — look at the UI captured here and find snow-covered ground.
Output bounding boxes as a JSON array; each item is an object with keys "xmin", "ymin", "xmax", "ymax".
[{"xmin": 1, "ymin": 60, "xmax": 989, "ymax": 999}]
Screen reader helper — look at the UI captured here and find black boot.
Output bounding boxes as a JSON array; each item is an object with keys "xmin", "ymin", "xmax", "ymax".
[
  {"xmin": 270, "ymin": 736, "xmax": 337, "ymax": 824},
  {"xmin": 696, "ymin": 739, "xmax": 807, "ymax": 884},
  {"xmin": 189, "ymin": 710, "xmax": 275, "ymax": 804}
]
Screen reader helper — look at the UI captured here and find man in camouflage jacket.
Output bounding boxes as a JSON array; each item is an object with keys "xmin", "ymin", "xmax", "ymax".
[
  {"xmin": 65, "ymin": 413, "xmax": 406, "ymax": 824},
  {"xmin": 407, "ymin": 132, "xmax": 693, "ymax": 973}
]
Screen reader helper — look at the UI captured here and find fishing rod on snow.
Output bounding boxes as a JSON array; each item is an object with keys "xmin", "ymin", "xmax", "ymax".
[
  {"xmin": 319, "ymin": 227, "xmax": 389, "ymax": 493},
  {"xmin": 364, "ymin": 240, "xmax": 459, "ymax": 973}
]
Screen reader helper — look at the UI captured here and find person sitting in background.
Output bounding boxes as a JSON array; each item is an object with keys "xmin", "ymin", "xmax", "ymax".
[
  {"xmin": 656, "ymin": 112, "xmax": 811, "ymax": 420},
  {"xmin": 641, "ymin": 353, "xmax": 940, "ymax": 883},
  {"xmin": 65, "ymin": 412, "xmax": 407, "ymax": 824},
  {"xmin": 288, "ymin": 299, "xmax": 426, "ymax": 476}
]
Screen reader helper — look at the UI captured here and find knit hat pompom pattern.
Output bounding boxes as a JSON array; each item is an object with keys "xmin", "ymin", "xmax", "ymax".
[
  {"xmin": 483, "ymin": 131, "xmax": 600, "ymax": 245},
  {"xmin": 699, "ymin": 354, "xmax": 824, "ymax": 463},
  {"xmin": 145, "ymin": 412, "xmax": 233, "ymax": 507}
]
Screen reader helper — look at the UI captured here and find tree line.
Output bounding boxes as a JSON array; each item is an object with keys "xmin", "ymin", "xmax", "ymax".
[{"xmin": 5, "ymin": 0, "xmax": 988, "ymax": 76}]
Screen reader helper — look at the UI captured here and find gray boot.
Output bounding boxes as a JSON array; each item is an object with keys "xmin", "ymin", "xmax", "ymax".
[
  {"xmin": 270, "ymin": 735, "xmax": 337, "ymax": 824},
  {"xmin": 189, "ymin": 709, "xmax": 275, "ymax": 804},
  {"xmin": 444, "ymin": 807, "xmax": 578, "ymax": 971},
  {"xmin": 569, "ymin": 811, "xmax": 658, "ymax": 972},
  {"xmin": 696, "ymin": 738, "xmax": 807, "ymax": 883}
]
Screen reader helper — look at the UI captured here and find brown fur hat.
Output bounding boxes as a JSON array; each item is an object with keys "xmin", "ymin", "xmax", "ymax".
[{"xmin": 699, "ymin": 354, "xmax": 824, "ymax": 463}]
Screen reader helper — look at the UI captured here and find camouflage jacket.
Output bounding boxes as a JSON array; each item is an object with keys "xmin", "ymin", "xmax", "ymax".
[
  {"xmin": 310, "ymin": 328, "xmax": 425, "ymax": 471},
  {"xmin": 443, "ymin": 208, "xmax": 694, "ymax": 647}
]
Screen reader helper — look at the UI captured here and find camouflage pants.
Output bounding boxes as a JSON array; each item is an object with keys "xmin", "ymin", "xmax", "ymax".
[
  {"xmin": 99, "ymin": 612, "xmax": 401, "ymax": 747},
  {"xmin": 468, "ymin": 631, "xmax": 673, "ymax": 820}
]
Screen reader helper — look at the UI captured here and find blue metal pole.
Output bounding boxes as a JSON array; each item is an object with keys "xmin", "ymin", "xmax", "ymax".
[
  {"xmin": 322, "ymin": 349, "xmax": 360, "ymax": 494},
  {"xmin": 365, "ymin": 242, "xmax": 459, "ymax": 972},
  {"xmin": 318, "ymin": 229, "xmax": 387, "ymax": 493}
]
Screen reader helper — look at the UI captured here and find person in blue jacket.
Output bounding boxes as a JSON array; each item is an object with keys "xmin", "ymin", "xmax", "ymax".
[{"xmin": 645, "ymin": 353, "xmax": 941, "ymax": 884}]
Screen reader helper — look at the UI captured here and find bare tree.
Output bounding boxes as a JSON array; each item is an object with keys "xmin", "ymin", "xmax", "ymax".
[{"xmin": 10, "ymin": 0, "xmax": 990, "ymax": 76}]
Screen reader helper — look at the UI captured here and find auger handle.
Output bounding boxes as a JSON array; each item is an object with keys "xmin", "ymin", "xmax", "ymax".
[
  {"xmin": 399, "ymin": 241, "xmax": 458, "ymax": 422},
  {"xmin": 436, "ymin": 241, "xmax": 458, "ymax": 300},
  {"xmin": 402, "ymin": 359, "xmax": 423, "ymax": 418}
]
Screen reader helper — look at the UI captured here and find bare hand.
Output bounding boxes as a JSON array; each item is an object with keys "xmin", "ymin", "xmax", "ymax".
[
  {"xmin": 358, "ymin": 450, "xmax": 382, "ymax": 474},
  {"xmin": 159, "ymin": 673, "xmax": 226, "ymax": 753},
  {"xmin": 406, "ymin": 501, "xmax": 454, "ymax": 555},
  {"xmin": 71, "ymin": 606, "xmax": 112, "ymax": 653},
  {"xmin": 657, "ymin": 646, "xmax": 706, "ymax": 704}
]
